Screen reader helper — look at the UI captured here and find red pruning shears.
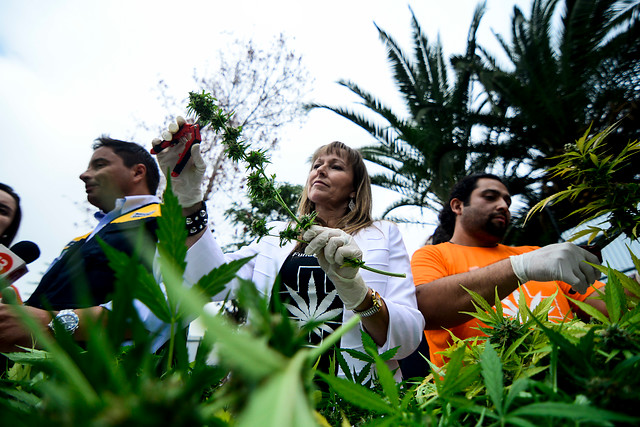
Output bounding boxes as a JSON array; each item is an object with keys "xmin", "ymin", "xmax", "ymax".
[{"xmin": 151, "ymin": 123, "xmax": 202, "ymax": 177}]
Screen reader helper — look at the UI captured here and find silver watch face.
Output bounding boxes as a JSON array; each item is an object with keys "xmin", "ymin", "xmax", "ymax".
[{"xmin": 57, "ymin": 312, "xmax": 79, "ymax": 331}]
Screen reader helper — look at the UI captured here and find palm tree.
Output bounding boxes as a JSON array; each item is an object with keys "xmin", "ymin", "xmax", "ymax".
[
  {"xmin": 474, "ymin": 0, "xmax": 640, "ymax": 244},
  {"xmin": 310, "ymin": 0, "xmax": 639, "ymax": 246},
  {"xmin": 308, "ymin": 3, "xmax": 492, "ymax": 220}
]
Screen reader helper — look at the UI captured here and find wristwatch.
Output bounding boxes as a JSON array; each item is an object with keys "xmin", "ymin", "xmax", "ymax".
[
  {"xmin": 353, "ymin": 290, "xmax": 382, "ymax": 318},
  {"xmin": 48, "ymin": 309, "xmax": 79, "ymax": 334}
]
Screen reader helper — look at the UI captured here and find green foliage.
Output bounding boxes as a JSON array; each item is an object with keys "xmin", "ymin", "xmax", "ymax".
[
  {"xmin": 0, "ymin": 182, "xmax": 246, "ymax": 424},
  {"xmin": 528, "ymin": 123, "xmax": 640, "ymax": 248},
  {"xmin": 473, "ymin": 0, "xmax": 640, "ymax": 245},
  {"xmin": 224, "ymin": 181, "xmax": 303, "ymax": 249},
  {"xmin": 410, "ymin": 274, "xmax": 640, "ymax": 425},
  {"xmin": 317, "ymin": 334, "xmax": 432, "ymax": 426},
  {"xmin": 0, "ymin": 181, "xmax": 366, "ymax": 426}
]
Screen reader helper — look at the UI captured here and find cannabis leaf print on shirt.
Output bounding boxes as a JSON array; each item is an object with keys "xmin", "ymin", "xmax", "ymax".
[{"xmin": 279, "ymin": 253, "xmax": 343, "ymax": 341}]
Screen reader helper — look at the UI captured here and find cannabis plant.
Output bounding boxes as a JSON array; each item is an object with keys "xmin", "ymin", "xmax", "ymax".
[
  {"xmin": 410, "ymin": 279, "xmax": 640, "ymax": 425},
  {"xmin": 528, "ymin": 123, "xmax": 640, "ymax": 248},
  {"xmin": 0, "ymin": 181, "xmax": 357, "ymax": 426}
]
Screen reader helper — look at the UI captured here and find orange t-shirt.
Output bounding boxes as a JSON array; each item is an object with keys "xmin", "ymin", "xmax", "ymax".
[{"xmin": 411, "ymin": 242, "xmax": 604, "ymax": 367}]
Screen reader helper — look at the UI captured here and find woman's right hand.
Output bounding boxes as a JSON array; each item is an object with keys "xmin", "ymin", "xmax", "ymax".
[{"xmin": 151, "ymin": 116, "xmax": 207, "ymax": 207}]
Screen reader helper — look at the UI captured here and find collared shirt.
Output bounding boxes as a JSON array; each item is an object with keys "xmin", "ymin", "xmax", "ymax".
[
  {"xmin": 43, "ymin": 195, "xmax": 161, "ymax": 274},
  {"xmin": 89, "ymin": 195, "xmax": 161, "ymax": 240}
]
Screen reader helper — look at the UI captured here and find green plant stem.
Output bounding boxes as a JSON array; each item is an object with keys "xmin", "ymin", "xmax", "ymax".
[
  {"xmin": 188, "ymin": 91, "xmax": 405, "ymax": 279},
  {"xmin": 167, "ymin": 317, "xmax": 176, "ymax": 371},
  {"xmin": 262, "ymin": 168, "xmax": 302, "ymax": 227},
  {"xmin": 164, "ymin": 261, "xmax": 180, "ymax": 371},
  {"xmin": 359, "ymin": 264, "xmax": 407, "ymax": 278}
]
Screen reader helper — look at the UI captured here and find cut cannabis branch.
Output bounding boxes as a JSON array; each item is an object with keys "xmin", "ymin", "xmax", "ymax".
[{"xmin": 186, "ymin": 90, "xmax": 406, "ymax": 278}]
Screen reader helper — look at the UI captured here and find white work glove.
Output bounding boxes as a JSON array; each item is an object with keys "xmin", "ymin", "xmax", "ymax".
[
  {"xmin": 509, "ymin": 242, "xmax": 601, "ymax": 294},
  {"xmin": 151, "ymin": 116, "xmax": 206, "ymax": 207},
  {"xmin": 303, "ymin": 225, "xmax": 369, "ymax": 310}
]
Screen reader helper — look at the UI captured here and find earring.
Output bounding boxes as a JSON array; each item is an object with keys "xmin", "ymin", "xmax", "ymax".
[{"xmin": 348, "ymin": 198, "xmax": 356, "ymax": 211}]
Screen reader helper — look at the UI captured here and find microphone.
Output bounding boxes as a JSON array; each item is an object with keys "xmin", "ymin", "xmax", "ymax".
[
  {"xmin": 10, "ymin": 241, "xmax": 41, "ymax": 264},
  {"xmin": 0, "ymin": 241, "xmax": 41, "ymax": 286}
]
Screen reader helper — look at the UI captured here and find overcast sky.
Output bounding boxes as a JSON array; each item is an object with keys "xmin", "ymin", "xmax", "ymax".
[{"xmin": 0, "ymin": 0, "xmax": 529, "ymax": 297}]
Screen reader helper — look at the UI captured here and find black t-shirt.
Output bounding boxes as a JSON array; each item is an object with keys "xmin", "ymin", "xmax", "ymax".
[{"xmin": 278, "ymin": 252, "xmax": 343, "ymax": 348}]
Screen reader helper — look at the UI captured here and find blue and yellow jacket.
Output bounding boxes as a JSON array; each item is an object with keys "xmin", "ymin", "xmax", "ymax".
[{"xmin": 26, "ymin": 203, "xmax": 160, "ymax": 310}]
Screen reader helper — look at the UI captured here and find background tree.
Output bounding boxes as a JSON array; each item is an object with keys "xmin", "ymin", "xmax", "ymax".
[
  {"xmin": 473, "ymin": 0, "xmax": 640, "ymax": 245},
  {"xmin": 223, "ymin": 182, "xmax": 303, "ymax": 250},
  {"xmin": 147, "ymin": 34, "xmax": 311, "ymax": 238},
  {"xmin": 311, "ymin": 0, "xmax": 639, "ymax": 246}
]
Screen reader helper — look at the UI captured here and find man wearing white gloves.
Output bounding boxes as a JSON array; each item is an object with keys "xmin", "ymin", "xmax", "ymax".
[{"xmin": 411, "ymin": 173, "xmax": 606, "ymax": 367}]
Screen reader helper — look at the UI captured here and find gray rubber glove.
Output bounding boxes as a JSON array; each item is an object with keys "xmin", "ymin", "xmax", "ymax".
[
  {"xmin": 152, "ymin": 116, "xmax": 206, "ymax": 207},
  {"xmin": 509, "ymin": 242, "xmax": 601, "ymax": 294},
  {"xmin": 303, "ymin": 225, "xmax": 369, "ymax": 310}
]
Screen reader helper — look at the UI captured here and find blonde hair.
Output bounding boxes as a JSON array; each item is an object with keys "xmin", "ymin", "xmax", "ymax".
[{"xmin": 297, "ymin": 141, "xmax": 373, "ymax": 235}]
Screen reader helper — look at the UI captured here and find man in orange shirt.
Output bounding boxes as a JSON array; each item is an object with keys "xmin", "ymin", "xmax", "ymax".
[{"xmin": 411, "ymin": 173, "xmax": 607, "ymax": 367}]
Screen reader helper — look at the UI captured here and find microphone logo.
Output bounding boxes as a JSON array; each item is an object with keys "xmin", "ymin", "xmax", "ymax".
[
  {"xmin": 0, "ymin": 253, "xmax": 13, "ymax": 274},
  {"xmin": 0, "ymin": 242, "xmax": 39, "ymax": 284}
]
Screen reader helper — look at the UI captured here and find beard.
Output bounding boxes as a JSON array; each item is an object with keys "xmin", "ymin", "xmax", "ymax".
[
  {"xmin": 483, "ymin": 213, "xmax": 508, "ymax": 238},
  {"xmin": 458, "ymin": 205, "xmax": 510, "ymax": 243}
]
